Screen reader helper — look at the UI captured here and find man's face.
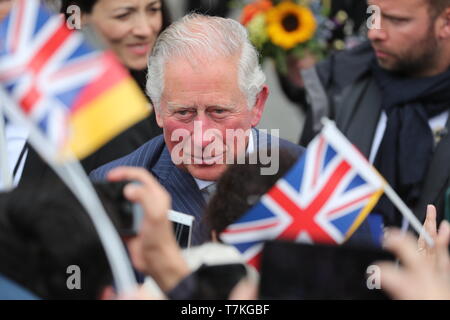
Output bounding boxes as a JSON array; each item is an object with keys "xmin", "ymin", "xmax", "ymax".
[
  {"xmin": 0, "ymin": 0, "xmax": 13, "ymax": 22},
  {"xmin": 156, "ymin": 55, "xmax": 266, "ymax": 181},
  {"xmin": 368, "ymin": 0, "xmax": 442, "ymax": 76}
]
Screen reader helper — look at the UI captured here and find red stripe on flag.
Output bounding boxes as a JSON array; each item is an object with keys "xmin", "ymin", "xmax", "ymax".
[
  {"xmin": 20, "ymin": 23, "xmax": 72, "ymax": 113},
  {"xmin": 71, "ymin": 52, "xmax": 129, "ymax": 113},
  {"xmin": 247, "ymin": 252, "xmax": 261, "ymax": 270},
  {"xmin": 20, "ymin": 86, "xmax": 41, "ymax": 114},
  {"xmin": 28, "ymin": 24, "xmax": 72, "ymax": 74},
  {"xmin": 223, "ymin": 221, "xmax": 279, "ymax": 235},
  {"xmin": 269, "ymin": 160, "xmax": 351, "ymax": 243}
]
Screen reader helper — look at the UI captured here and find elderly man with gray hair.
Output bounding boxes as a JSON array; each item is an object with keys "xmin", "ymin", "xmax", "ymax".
[{"xmin": 90, "ymin": 14, "xmax": 304, "ymax": 246}]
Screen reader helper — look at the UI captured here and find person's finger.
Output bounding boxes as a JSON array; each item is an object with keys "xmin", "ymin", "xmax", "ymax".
[
  {"xmin": 435, "ymin": 221, "xmax": 450, "ymax": 275},
  {"xmin": 107, "ymin": 166, "xmax": 158, "ymax": 189},
  {"xmin": 228, "ymin": 279, "xmax": 258, "ymax": 300},
  {"xmin": 126, "ymin": 236, "xmax": 147, "ymax": 273},
  {"xmin": 418, "ymin": 205, "xmax": 437, "ymax": 252},
  {"xmin": 377, "ymin": 262, "xmax": 411, "ymax": 300},
  {"xmin": 107, "ymin": 167, "xmax": 171, "ymax": 217},
  {"xmin": 437, "ymin": 220, "xmax": 450, "ymax": 247},
  {"xmin": 382, "ymin": 227, "xmax": 392, "ymax": 249},
  {"xmin": 124, "ymin": 184, "xmax": 171, "ymax": 227},
  {"xmin": 384, "ymin": 230, "xmax": 424, "ymax": 272},
  {"xmin": 118, "ymin": 285, "xmax": 155, "ymax": 300}
]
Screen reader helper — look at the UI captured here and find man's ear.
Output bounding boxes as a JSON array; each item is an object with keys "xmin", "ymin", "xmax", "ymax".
[
  {"xmin": 437, "ymin": 7, "xmax": 450, "ymax": 39},
  {"xmin": 250, "ymin": 85, "xmax": 269, "ymax": 127},
  {"xmin": 155, "ymin": 107, "xmax": 164, "ymax": 128}
]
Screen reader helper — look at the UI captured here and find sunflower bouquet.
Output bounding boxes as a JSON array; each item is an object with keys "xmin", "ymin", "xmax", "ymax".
[{"xmin": 239, "ymin": 0, "xmax": 351, "ymax": 75}]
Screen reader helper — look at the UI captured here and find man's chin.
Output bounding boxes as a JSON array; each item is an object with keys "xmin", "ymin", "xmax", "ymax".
[
  {"xmin": 186, "ymin": 163, "xmax": 227, "ymax": 182},
  {"xmin": 376, "ymin": 57, "xmax": 394, "ymax": 70}
]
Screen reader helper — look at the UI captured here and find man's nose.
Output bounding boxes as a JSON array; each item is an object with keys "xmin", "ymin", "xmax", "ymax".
[
  {"xmin": 192, "ymin": 119, "xmax": 214, "ymax": 150},
  {"xmin": 368, "ymin": 26, "xmax": 388, "ymax": 42}
]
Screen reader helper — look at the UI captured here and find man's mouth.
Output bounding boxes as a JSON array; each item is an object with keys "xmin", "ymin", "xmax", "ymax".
[
  {"xmin": 372, "ymin": 46, "xmax": 392, "ymax": 59},
  {"xmin": 186, "ymin": 153, "xmax": 226, "ymax": 165}
]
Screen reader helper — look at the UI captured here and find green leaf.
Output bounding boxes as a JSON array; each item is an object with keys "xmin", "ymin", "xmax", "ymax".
[{"xmin": 274, "ymin": 47, "xmax": 288, "ymax": 75}]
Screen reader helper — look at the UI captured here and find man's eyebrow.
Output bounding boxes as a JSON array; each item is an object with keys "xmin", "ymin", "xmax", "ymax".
[
  {"xmin": 167, "ymin": 103, "xmax": 192, "ymax": 111},
  {"xmin": 207, "ymin": 104, "xmax": 234, "ymax": 109},
  {"xmin": 381, "ymin": 12, "xmax": 411, "ymax": 20},
  {"xmin": 112, "ymin": 6, "xmax": 136, "ymax": 13}
]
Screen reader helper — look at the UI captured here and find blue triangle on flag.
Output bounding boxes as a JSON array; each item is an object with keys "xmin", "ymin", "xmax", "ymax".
[
  {"xmin": 0, "ymin": 17, "xmax": 11, "ymax": 54},
  {"xmin": 38, "ymin": 112, "xmax": 50, "ymax": 133},
  {"xmin": 4, "ymin": 82, "xmax": 16, "ymax": 95},
  {"xmin": 322, "ymin": 144, "xmax": 337, "ymax": 172},
  {"xmin": 32, "ymin": 6, "xmax": 52, "ymax": 39},
  {"xmin": 344, "ymin": 174, "xmax": 367, "ymax": 193},
  {"xmin": 235, "ymin": 240, "xmax": 261, "ymax": 254},
  {"xmin": 329, "ymin": 207, "xmax": 363, "ymax": 235},
  {"xmin": 237, "ymin": 201, "xmax": 277, "ymax": 224},
  {"xmin": 283, "ymin": 155, "xmax": 305, "ymax": 191},
  {"xmin": 55, "ymin": 85, "xmax": 86, "ymax": 110},
  {"xmin": 66, "ymin": 41, "xmax": 96, "ymax": 63}
]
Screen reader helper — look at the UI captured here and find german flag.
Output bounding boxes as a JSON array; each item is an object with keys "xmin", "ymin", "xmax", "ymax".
[{"xmin": 65, "ymin": 52, "xmax": 150, "ymax": 159}]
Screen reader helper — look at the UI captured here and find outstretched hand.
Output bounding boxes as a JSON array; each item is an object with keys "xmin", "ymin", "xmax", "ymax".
[
  {"xmin": 418, "ymin": 205, "xmax": 450, "ymax": 275},
  {"xmin": 107, "ymin": 167, "xmax": 190, "ymax": 293},
  {"xmin": 378, "ymin": 229, "xmax": 450, "ymax": 300}
]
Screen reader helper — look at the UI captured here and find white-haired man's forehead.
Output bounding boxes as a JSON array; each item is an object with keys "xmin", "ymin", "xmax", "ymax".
[
  {"xmin": 162, "ymin": 50, "xmax": 241, "ymax": 74},
  {"xmin": 166, "ymin": 103, "xmax": 236, "ymax": 111}
]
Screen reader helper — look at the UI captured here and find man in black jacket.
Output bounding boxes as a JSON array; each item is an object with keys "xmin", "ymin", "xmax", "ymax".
[{"xmin": 300, "ymin": 0, "xmax": 450, "ymax": 227}]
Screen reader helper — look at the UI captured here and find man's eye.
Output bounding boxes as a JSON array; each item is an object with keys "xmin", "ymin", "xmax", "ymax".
[
  {"xmin": 115, "ymin": 12, "xmax": 130, "ymax": 20},
  {"xmin": 176, "ymin": 110, "xmax": 195, "ymax": 117},
  {"xmin": 389, "ymin": 17, "xmax": 408, "ymax": 23},
  {"xmin": 211, "ymin": 109, "xmax": 229, "ymax": 117}
]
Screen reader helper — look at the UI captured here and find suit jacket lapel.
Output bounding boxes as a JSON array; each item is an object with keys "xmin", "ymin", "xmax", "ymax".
[
  {"xmin": 338, "ymin": 78, "xmax": 382, "ymax": 158},
  {"xmin": 414, "ymin": 118, "xmax": 450, "ymax": 222},
  {"xmin": 150, "ymin": 146, "xmax": 207, "ymax": 245}
]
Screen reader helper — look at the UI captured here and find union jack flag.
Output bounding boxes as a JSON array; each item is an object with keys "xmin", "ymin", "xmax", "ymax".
[
  {"xmin": 0, "ymin": 0, "xmax": 149, "ymax": 159},
  {"xmin": 220, "ymin": 121, "xmax": 386, "ymax": 269},
  {"xmin": 0, "ymin": 0, "xmax": 102, "ymax": 145}
]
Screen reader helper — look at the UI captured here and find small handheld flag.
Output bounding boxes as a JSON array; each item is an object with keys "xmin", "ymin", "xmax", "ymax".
[
  {"xmin": 0, "ymin": 0, "xmax": 148, "ymax": 295},
  {"xmin": 0, "ymin": 0, "xmax": 150, "ymax": 160},
  {"xmin": 221, "ymin": 120, "xmax": 386, "ymax": 268}
]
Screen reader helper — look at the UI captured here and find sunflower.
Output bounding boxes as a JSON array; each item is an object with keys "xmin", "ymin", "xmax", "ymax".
[{"xmin": 266, "ymin": 1, "xmax": 317, "ymax": 50}]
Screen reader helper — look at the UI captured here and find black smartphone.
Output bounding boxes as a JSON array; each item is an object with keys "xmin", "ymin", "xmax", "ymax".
[
  {"xmin": 94, "ymin": 181, "xmax": 143, "ymax": 237},
  {"xmin": 259, "ymin": 240, "xmax": 395, "ymax": 300}
]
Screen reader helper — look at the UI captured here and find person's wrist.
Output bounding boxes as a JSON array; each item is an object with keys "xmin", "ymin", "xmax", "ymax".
[{"xmin": 145, "ymin": 243, "xmax": 190, "ymax": 293}]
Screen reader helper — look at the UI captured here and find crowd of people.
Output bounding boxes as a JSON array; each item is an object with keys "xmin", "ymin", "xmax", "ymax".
[{"xmin": 0, "ymin": 0, "xmax": 450, "ymax": 300}]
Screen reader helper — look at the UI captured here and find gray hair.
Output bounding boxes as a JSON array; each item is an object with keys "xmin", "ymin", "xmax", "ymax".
[{"xmin": 146, "ymin": 13, "xmax": 266, "ymax": 111}]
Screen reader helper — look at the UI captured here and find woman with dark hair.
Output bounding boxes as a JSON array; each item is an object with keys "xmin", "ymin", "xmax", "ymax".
[{"xmin": 56, "ymin": 0, "xmax": 171, "ymax": 172}]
